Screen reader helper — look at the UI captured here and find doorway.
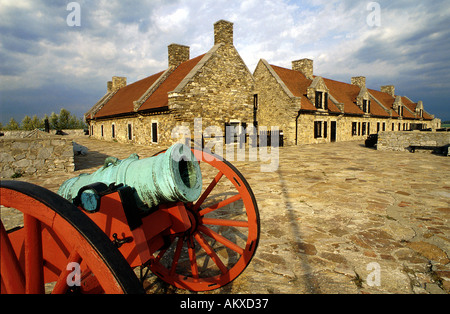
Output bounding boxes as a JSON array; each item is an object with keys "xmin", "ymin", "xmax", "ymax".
[{"xmin": 330, "ymin": 121, "xmax": 337, "ymax": 142}]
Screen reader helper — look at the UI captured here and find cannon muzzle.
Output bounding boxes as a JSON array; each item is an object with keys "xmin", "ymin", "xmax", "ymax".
[{"xmin": 58, "ymin": 144, "xmax": 202, "ymax": 211}]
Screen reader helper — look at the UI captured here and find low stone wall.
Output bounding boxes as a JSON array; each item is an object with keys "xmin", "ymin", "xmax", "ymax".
[
  {"xmin": 1, "ymin": 129, "xmax": 86, "ymax": 138},
  {"xmin": 0, "ymin": 137, "xmax": 74, "ymax": 178},
  {"xmin": 377, "ymin": 131, "xmax": 450, "ymax": 152}
]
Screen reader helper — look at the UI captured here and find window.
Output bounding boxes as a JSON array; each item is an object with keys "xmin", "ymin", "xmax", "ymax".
[
  {"xmin": 392, "ymin": 123, "xmax": 395, "ymax": 131},
  {"xmin": 111, "ymin": 124, "xmax": 115, "ymax": 138},
  {"xmin": 315, "ymin": 91, "xmax": 322, "ymax": 109},
  {"xmin": 152, "ymin": 122, "xmax": 158, "ymax": 143},
  {"xmin": 362, "ymin": 99, "xmax": 371, "ymax": 113},
  {"xmin": 377, "ymin": 122, "xmax": 380, "ymax": 133},
  {"xmin": 362, "ymin": 122, "xmax": 366, "ymax": 136},
  {"xmin": 382, "ymin": 122, "xmax": 386, "ymax": 131},
  {"xmin": 127, "ymin": 124, "xmax": 132, "ymax": 140},
  {"xmin": 315, "ymin": 91, "xmax": 328, "ymax": 110},
  {"xmin": 101, "ymin": 125, "xmax": 104, "ymax": 137},
  {"xmin": 367, "ymin": 122, "xmax": 370, "ymax": 135},
  {"xmin": 358, "ymin": 122, "xmax": 361, "ymax": 136},
  {"xmin": 225, "ymin": 121, "xmax": 242, "ymax": 144},
  {"xmin": 90, "ymin": 125, "xmax": 93, "ymax": 136},
  {"xmin": 314, "ymin": 121, "xmax": 322, "ymax": 138},
  {"xmin": 352, "ymin": 122, "xmax": 357, "ymax": 136},
  {"xmin": 323, "ymin": 121, "xmax": 328, "ymax": 139}
]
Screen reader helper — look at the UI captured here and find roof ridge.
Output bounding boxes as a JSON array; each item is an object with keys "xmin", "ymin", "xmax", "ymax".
[
  {"xmin": 86, "ymin": 90, "xmax": 118, "ymax": 119},
  {"xmin": 133, "ymin": 68, "xmax": 173, "ymax": 112},
  {"xmin": 171, "ymin": 49, "xmax": 215, "ymax": 94}
]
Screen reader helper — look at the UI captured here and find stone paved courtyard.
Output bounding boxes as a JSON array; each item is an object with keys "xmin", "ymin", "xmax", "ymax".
[{"xmin": 2, "ymin": 135, "xmax": 449, "ymax": 294}]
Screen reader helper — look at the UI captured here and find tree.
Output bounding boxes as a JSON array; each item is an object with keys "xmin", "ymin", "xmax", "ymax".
[
  {"xmin": 6, "ymin": 118, "xmax": 20, "ymax": 130},
  {"xmin": 58, "ymin": 108, "xmax": 71, "ymax": 129},
  {"xmin": 22, "ymin": 115, "xmax": 33, "ymax": 130},
  {"xmin": 49, "ymin": 112, "xmax": 59, "ymax": 130},
  {"xmin": 31, "ymin": 115, "xmax": 43, "ymax": 130}
]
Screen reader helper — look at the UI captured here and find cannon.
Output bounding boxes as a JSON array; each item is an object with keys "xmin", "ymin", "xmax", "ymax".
[{"xmin": 0, "ymin": 144, "xmax": 259, "ymax": 294}]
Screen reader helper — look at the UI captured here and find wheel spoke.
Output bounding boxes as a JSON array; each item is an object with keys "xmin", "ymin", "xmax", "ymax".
[
  {"xmin": 201, "ymin": 218, "xmax": 249, "ymax": 228},
  {"xmin": 0, "ymin": 221, "xmax": 25, "ymax": 293},
  {"xmin": 193, "ymin": 171, "xmax": 224, "ymax": 211},
  {"xmin": 198, "ymin": 225, "xmax": 244, "ymax": 255},
  {"xmin": 170, "ymin": 237, "xmax": 184, "ymax": 275},
  {"xmin": 52, "ymin": 250, "xmax": 82, "ymax": 294},
  {"xmin": 187, "ymin": 236, "xmax": 199, "ymax": 279},
  {"xmin": 194, "ymin": 232, "xmax": 228, "ymax": 274},
  {"xmin": 24, "ymin": 214, "xmax": 44, "ymax": 294},
  {"xmin": 199, "ymin": 194, "xmax": 242, "ymax": 217}
]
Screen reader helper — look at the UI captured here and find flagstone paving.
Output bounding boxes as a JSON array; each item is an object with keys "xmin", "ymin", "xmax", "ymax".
[{"xmin": 2, "ymin": 135, "xmax": 449, "ymax": 294}]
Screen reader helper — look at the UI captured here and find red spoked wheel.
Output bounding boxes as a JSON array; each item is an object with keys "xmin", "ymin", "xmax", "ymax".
[
  {"xmin": 148, "ymin": 149, "xmax": 260, "ymax": 291},
  {"xmin": 0, "ymin": 181, "xmax": 144, "ymax": 294}
]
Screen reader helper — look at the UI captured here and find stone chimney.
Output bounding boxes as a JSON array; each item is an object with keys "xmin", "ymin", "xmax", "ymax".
[
  {"xmin": 416, "ymin": 101, "xmax": 424, "ymax": 116},
  {"xmin": 292, "ymin": 58, "xmax": 313, "ymax": 80},
  {"xmin": 168, "ymin": 43, "xmax": 190, "ymax": 68},
  {"xmin": 107, "ymin": 81, "xmax": 113, "ymax": 93},
  {"xmin": 214, "ymin": 20, "xmax": 234, "ymax": 45},
  {"xmin": 381, "ymin": 85, "xmax": 395, "ymax": 97},
  {"xmin": 112, "ymin": 76, "xmax": 127, "ymax": 91},
  {"xmin": 351, "ymin": 76, "xmax": 366, "ymax": 89}
]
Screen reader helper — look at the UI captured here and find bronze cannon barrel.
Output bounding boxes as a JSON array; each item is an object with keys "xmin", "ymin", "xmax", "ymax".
[{"xmin": 57, "ymin": 144, "xmax": 202, "ymax": 211}]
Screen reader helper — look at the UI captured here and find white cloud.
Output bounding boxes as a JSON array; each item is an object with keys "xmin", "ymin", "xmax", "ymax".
[{"xmin": 1, "ymin": 0, "xmax": 449, "ymax": 122}]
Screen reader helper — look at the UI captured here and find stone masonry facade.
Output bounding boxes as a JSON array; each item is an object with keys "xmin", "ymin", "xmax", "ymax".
[
  {"xmin": 254, "ymin": 58, "xmax": 440, "ymax": 146},
  {"xmin": 0, "ymin": 131, "xmax": 74, "ymax": 178},
  {"xmin": 85, "ymin": 20, "xmax": 441, "ymax": 148}
]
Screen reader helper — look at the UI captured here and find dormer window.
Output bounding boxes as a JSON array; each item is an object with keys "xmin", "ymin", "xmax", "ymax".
[
  {"xmin": 398, "ymin": 105, "xmax": 403, "ymax": 117},
  {"xmin": 315, "ymin": 91, "xmax": 328, "ymax": 110}
]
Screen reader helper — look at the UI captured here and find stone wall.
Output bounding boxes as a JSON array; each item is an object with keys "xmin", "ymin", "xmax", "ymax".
[
  {"xmin": 169, "ymin": 43, "xmax": 255, "ymax": 138},
  {"xmin": 295, "ymin": 114, "xmax": 426, "ymax": 145},
  {"xmin": 377, "ymin": 131, "xmax": 450, "ymax": 152},
  {"xmin": 2, "ymin": 129, "xmax": 86, "ymax": 138},
  {"xmin": 254, "ymin": 59, "xmax": 301, "ymax": 146},
  {"xmin": 0, "ymin": 137, "xmax": 74, "ymax": 178},
  {"xmin": 89, "ymin": 111, "xmax": 176, "ymax": 146}
]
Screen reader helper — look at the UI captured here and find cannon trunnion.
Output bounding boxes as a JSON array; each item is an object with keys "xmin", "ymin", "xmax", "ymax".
[{"xmin": 1, "ymin": 145, "xmax": 260, "ymax": 294}]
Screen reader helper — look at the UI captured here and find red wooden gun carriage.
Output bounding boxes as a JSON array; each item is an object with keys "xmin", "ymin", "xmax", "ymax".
[{"xmin": 0, "ymin": 144, "xmax": 259, "ymax": 294}]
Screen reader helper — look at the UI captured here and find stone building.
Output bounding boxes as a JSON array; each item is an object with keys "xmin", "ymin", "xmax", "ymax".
[
  {"xmin": 86, "ymin": 20, "xmax": 440, "ymax": 148},
  {"xmin": 254, "ymin": 58, "xmax": 439, "ymax": 145},
  {"xmin": 85, "ymin": 20, "xmax": 255, "ymax": 147}
]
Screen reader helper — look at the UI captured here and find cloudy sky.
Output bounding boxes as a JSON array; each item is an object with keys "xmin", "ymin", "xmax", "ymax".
[{"xmin": 1, "ymin": 0, "xmax": 449, "ymax": 125}]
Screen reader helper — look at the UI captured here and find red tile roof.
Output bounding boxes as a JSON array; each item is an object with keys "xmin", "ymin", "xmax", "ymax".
[
  {"xmin": 140, "ymin": 54, "xmax": 205, "ymax": 111},
  {"xmin": 400, "ymin": 97, "xmax": 416, "ymax": 119},
  {"xmin": 367, "ymin": 88, "xmax": 398, "ymax": 117},
  {"xmin": 269, "ymin": 63, "xmax": 434, "ymax": 120},
  {"xmin": 94, "ymin": 71, "xmax": 165, "ymax": 118},
  {"xmin": 270, "ymin": 64, "xmax": 393, "ymax": 116},
  {"xmin": 93, "ymin": 54, "xmax": 205, "ymax": 118},
  {"xmin": 322, "ymin": 78, "xmax": 365, "ymax": 115},
  {"xmin": 270, "ymin": 65, "xmax": 317, "ymax": 111},
  {"xmin": 401, "ymin": 96, "xmax": 433, "ymax": 120}
]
